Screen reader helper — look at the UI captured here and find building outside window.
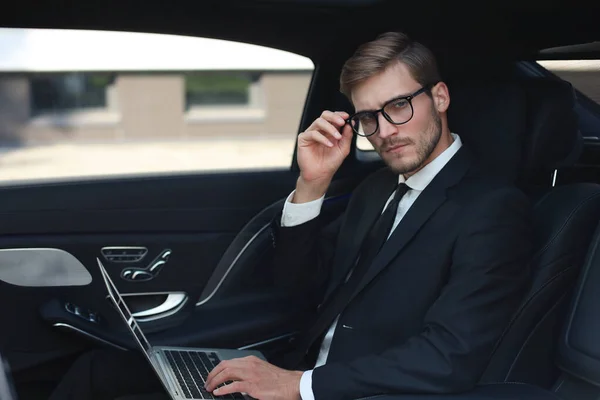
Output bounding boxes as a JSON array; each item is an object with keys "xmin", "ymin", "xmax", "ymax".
[
  {"xmin": 185, "ymin": 72, "xmax": 260, "ymax": 108},
  {"xmin": 0, "ymin": 28, "xmax": 314, "ymax": 182},
  {"xmin": 29, "ymin": 72, "xmax": 115, "ymax": 116}
]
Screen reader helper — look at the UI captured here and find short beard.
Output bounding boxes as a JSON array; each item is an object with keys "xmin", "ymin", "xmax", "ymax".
[{"xmin": 383, "ymin": 106, "xmax": 442, "ymax": 175}]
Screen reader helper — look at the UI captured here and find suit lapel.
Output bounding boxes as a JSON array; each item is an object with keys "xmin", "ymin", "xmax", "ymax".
[
  {"xmin": 323, "ymin": 170, "xmax": 397, "ymax": 303},
  {"xmin": 351, "ymin": 147, "xmax": 473, "ymax": 300}
]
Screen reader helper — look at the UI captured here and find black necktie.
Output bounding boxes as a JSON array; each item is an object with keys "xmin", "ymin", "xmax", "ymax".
[{"xmin": 287, "ymin": 182, "xmax": 410, "ymax": 367}]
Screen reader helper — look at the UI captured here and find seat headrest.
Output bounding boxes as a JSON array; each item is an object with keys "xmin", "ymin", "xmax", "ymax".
[
  {"xmin": 521, "ymin": 79, "xmax": 582, "ymax": 177},
  {"xmin": 447, "ymin": 78, "xmax": 581, "ymax": 186},
  {"xmin": 447, "ymin": 80, "xmax": 526, "ymax": 183}
]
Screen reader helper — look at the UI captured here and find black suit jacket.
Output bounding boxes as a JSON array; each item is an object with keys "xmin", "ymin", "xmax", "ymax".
[{"xmin": 271, "ymin": 147, "xmax": 533, "ymax": 400}]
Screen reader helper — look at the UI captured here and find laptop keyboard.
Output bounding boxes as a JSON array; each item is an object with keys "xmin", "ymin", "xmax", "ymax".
[{"xmin": 164, "ymin": 350, "xmax": 245, "ymax": 400}]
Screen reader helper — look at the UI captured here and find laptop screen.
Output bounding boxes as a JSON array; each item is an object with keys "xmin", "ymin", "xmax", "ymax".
[
  {"xmin": 97, "ymin": 258, "xmax": 152, "ymax": 354},
  {"xmin": 97, "ymin": 258, "xmax": 177, "ymax": 399}
]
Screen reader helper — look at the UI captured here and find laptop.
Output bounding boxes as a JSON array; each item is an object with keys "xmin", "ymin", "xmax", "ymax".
[
  {"xmin": 97, "ymin": 258, "xmax": 266, "ymax": 400},
  {"xmin": 0, "ymin": 354, "xmax": 16, "ymax": 400}
]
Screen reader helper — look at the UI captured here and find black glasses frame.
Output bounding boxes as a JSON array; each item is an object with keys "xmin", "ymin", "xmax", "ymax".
[{"xmin": 346, "ymin": 84, "xmax": 435, "ymax": 137}]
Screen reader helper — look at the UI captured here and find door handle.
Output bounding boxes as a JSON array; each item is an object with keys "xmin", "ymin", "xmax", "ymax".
[{"xmin": 131, "ymin": 293, "xmax": 187, "ymax": 321}]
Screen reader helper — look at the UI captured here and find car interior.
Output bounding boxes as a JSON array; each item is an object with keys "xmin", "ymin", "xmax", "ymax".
[{"xmin": 1, "ymin": 0, "xmax": 600, "ymax": 399}]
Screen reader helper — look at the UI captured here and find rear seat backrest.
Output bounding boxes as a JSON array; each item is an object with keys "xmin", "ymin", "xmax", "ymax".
[
  {"xmin": 482, "ymin": 183, "xmax": 600, "ymax": 387},
  {"xmin": 482, "ymin": 79, "xmax": 600, "ymax": 387},
  {"xmin": 519, "ymin": 78, "xmax": 583, "ymax": 193},
  {"xmin": 447, "ymin": 77, "xmax": 600, "ymax": 388},
  {"xmin": 553, "ymin": 222, "xmax": 600, "ymax": 399}
]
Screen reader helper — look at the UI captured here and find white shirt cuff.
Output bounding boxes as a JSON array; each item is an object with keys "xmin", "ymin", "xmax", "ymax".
[
  {"xmin": 280, "ymin": 190, "xmax": 324, "ymax": 227},
  {"xmin": 299, "ymin": 370, "xmax": 315, "ymax": 400}
]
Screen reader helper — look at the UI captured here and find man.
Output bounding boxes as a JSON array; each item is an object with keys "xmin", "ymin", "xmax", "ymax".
[
  {"xmin": 202, "ymin": 30, "xmax": 532, "ymax": 399},
  {"xmin": 50, "ymin": 31, "xmax": 532, "ymax": 400}
]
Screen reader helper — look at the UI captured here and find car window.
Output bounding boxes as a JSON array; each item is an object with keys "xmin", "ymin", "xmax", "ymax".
[
  {"xmin": 357, "ymin": 59, "xmax": 600, "ymax": 155},
  {"xmin": 356, "ymin": 135, "xmax": 376, "ymax": 152},
  {"xmin": 0, "ymin": 28, "xmax": 314, "ymax": 183},
  {"xmin": 537, "ymin": 59, "xmax": 600, "ymax": 106}
]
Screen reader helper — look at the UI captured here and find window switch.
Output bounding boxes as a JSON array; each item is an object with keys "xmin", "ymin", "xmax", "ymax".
[
  {"xmin": 65, "ymin": 302, "xmax": 99, "ymax": 324},
  {"xmin": 88, "ymin": 312, "xmax": 98, "ymax": 324}
]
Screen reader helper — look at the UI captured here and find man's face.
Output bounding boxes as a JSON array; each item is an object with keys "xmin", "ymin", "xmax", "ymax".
[{"xmin": 351, "ymin": 62, "xmax": 448, "ymax": 176}]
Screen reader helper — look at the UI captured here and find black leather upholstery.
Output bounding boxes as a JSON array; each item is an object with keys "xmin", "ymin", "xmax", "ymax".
[
  {"xmin": 195, "ymin": 198, "xmax": 286, "ymax": 304},
  {"xmin": 530, "ymin": 184, "xmax": 600, "ymax": 291},
  {"xmin": 481, "ymin": 183, "xmax": 600, "ymax": 386},
  {"xmin": 447, "ymin": 77, "xmax": 600, "ymax": 388},
  {"xmin": 520, "ymin": 79, "xmax": 582, "ymax": 179},
  {"xmin": 197, "ymin": 192, "xmax": 350, "ymax": 304},
  {"xmin": 479, "ymin": 214, "xmax": 600, "ymax": 399},
  {"xmin": 354, "ymin": 383, "xmax": 561, "ymax": 399},
  {"xmin": 557, "ymin": 222, "xmax": 600, "ymax": 387},
  {"xmin": 448, "ymin": 78, "xmax": 582, "ymax": 187},
  {"xmin": 447, "ymin": 80, "xmax": 527, "ymax": 183},
  {"xmin": 478, "ymin": 79, "xmax": 600, "ymax": 387}
]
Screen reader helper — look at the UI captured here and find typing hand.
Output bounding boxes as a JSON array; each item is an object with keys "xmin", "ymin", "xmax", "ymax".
[{"xmin": 204, "ymin": 356, "xmax": 303, "ymax": 400}]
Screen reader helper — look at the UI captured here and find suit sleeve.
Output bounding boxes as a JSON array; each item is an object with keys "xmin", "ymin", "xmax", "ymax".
[
  {"xmin": 270, "ymin": 192, "xmax": 344, "ymax": 306},
  {"xmin": 310, "ymin": 187, "xmax": 533, "ymax": 400}
]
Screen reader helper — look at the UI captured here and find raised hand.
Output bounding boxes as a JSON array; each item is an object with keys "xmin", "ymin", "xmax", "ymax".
[{"xmin": 294, "ymin": 110, "xmax": 353, "ymax": 203}]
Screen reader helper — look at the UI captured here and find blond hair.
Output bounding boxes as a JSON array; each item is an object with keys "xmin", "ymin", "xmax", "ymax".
[{"xmin": 340, "ymin": 32, "xmax": 441, "ymax": 99}]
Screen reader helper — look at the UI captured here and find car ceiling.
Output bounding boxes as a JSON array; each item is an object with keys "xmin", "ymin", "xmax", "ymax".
[{"xmin": 0, "ymin": 0, "xmax": 598, "ymax": 65}]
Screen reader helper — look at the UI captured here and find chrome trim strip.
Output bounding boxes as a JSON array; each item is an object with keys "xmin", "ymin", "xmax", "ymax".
[
  {"xmin": 53, "ymin": 322, "xmax": 127, "ymax": 351},
  {"xmin": 101, "ymin": 246, "xmax": 148, "ymax": 252},
  {"xmin": 237, "ymin": 332, "xmax": 296, "ymax": 350},
  {"xmin": 132, "ymin": 271, "xmax": 148, "ymax": 280},
  {"xmin": 196, "ymin": 222, "xmax": 270, "ymax": 306},
  {"xmin": 135, "ymin": 301, "xmax": 186, "ymax": 323},
  {"xmin": 101, "ymin": 246, "xmax": 148, "ymax": 262},
  {"xmin": 122, "ymin": 291, "xmax": 184, "ymax": 297},
  {"xmin": 149, "ymin": 260, "xmax": 166, "ymax": 273},
  {"xmin": 132, "ymin": 293, "xmax": 188, "ymax": 318},
  {"xmin": 109, "ymin": 291, "xmax": 189, "ymax": 322}
]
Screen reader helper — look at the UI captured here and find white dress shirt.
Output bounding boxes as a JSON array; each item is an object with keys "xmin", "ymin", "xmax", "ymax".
[{"xmin": 281, "ymin": 133, "xmax": 462, "ymax": 400}]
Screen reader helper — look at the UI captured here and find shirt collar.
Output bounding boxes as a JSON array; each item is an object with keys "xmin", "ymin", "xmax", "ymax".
[{"xmin": 398, "ymin": 133, "xmax": 463, "ymax": 191}]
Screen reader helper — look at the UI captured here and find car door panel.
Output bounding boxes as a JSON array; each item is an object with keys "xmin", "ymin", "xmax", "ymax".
[
  {"xmin": 0, "ymin": 171, "xmax": 299, "ymax": 235},
  {"xmin": 0, "ymin": 167, "xmax": 365, "ymax": 379},
  {"xmin": 0, "ymin": 171, "xmax": 293, "ymax": 368}
]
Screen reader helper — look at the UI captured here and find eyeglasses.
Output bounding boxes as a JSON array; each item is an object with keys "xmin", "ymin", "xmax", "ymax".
[{"xmin": 346, "ymin": 84, "xmax": 434, "ymax": 137}]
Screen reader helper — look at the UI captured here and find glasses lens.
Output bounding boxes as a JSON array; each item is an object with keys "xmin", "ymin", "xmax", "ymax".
[
  {"xmin": 350, "ymin": 113, "xmax": 378, "ymax": 137},
  {"xmin": 383, "ymin": 98, "xmax": 413, "ymax": 124}
]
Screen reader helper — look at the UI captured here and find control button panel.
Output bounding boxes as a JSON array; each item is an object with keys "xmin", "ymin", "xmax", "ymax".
[
  {"xmin": 122, "ymin": 270, "xmax": 154, "ymax": 282},
  {"xmin": 121, "ymin": 249, "xmax": 172, "ymax": 282},
  {"xmin": 101, "ymin": 247, "xmax": 148, "ymax": 263},
  {"xmin": 65, "ymin": 302, "xmax": 100, "ymax": 324}
]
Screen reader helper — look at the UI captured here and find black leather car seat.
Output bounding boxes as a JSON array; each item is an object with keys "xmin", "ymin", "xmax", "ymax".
[
  {"xmin": 551, "ymin": 220, "xmax": 600, "ymax": 399},
  {"xmin": 361, "ymin": 216, "xmax": 600, "ymax": 399},
  {"xmin": 447, "ymin": 77, "xmax": 600, "ymax": 388}
]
